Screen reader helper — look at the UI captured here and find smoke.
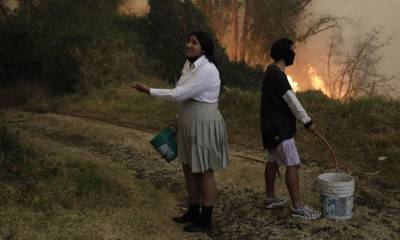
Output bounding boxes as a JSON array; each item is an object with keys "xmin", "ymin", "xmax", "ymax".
[{"xmin": 292, "ymin": 0, "xmax": 400, "ymax": 98}]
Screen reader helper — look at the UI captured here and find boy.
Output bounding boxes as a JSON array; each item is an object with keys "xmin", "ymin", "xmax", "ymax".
[{"xmin": 261, "ymin": 38, "xmax": 321, "ymax": 220}]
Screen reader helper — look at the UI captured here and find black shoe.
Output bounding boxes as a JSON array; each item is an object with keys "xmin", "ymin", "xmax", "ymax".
[
  {"xmin": 172, "ymin": 212, "xmax": 198, "ymax": 224},
  {"xmin": 183, "ymin": 221, "xmax": 212, "ymax": 233}
]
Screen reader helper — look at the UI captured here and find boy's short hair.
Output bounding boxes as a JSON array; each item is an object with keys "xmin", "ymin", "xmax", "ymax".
[{"xmin": 270, "ymin": 38, "xmax": 294, "ymax": 62}]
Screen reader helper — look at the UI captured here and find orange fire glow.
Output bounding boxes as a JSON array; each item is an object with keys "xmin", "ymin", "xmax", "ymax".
[
  {"xmin": 287, "ymin": 75, "xmax": 300, "ymax": 92},
  {"xmin": 287, "ymin": 65, "xmax": 330, "ymax": 96},
  {"xmin": 308, "ymin": 65, "xmax": 329, "ymax": 95},
  {"xmin": 118, "ymin": 0, "xmax": 149, "ymax": 16}
]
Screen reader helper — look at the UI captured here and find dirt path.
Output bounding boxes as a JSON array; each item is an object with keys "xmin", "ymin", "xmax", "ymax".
[{"xmin": 3, "ymin": 111, "xmax": 399, "ymax": 240}]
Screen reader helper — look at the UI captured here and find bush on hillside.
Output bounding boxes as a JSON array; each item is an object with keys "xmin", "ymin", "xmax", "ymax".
[
  {"xmin": 0, "ymin": 0, "xmax": 264, "ymax": 97},
  {"xmin": 0, "ymin": 0, "xmax": 148, "ymax": 95}
]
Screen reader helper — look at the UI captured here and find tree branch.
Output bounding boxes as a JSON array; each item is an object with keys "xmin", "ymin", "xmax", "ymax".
[
  {"xmin": 297, "ymin": 15, "xmax": 341, "ymax": 42},
  {"xmin": 0, "ymin": 1, "xmax": 10, "ymax": 22}
]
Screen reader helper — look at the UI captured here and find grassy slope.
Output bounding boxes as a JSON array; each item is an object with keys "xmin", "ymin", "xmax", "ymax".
[
  {"xmin": 0, "ymin": 112, "xmax": 203, "ymax": 240},
  {"xmin": 15, "ymin": 81, "xmax": 399, "ymax": 181},
  {"xmin": 1, "ymin": 80, "xmax": 399, "ymax": 239}
]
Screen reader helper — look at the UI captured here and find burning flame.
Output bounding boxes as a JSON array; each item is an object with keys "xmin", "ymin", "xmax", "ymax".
[
  {"xmin": 287, "ymin": 65, "xmax": 330, "ymax": 96},
  {"xmin": 118, "ymin": 0, "xmax": 149, "ymax": 16},
  {"xmin": 287, "ymin": 75, "xmax": 300, "ymax": 92},
  {"xmin": 308, "ymin": 65, "xmax": 328, "ymax": 95}
]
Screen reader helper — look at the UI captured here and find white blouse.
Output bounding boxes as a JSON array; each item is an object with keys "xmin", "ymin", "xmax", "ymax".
[{"xmin": 149, "ymin": 55, "xmax": 221, "ymax": 103}]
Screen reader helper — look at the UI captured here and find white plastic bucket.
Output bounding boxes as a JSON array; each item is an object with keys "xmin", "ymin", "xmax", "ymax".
[{"xmin": 318, "ymin": 172, "xmax": 355, "ymax": 220}]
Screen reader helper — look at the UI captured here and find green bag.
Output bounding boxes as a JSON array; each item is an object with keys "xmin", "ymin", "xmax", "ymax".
[{"xmin": 150, "ymin": 126, "xmax": 177, "ymax": 162}]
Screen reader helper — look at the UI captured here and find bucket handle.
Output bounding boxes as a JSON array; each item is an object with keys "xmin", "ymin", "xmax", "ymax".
[{"xmin": 312, "ymin": 129, "xmax": 339, "ymax": 172}]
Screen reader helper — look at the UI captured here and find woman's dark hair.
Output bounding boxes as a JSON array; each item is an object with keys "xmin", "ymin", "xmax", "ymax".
[
  {"xmin": 188, "ymin": 31, "xmax": 225, "ymax": 91},
  {"xmin": 188, "ymin": 31, "xmax": 218, "ymax": 67},
  {"xmin": 270, "ymin": 38, "xmax": 294, "ymax": 62}
]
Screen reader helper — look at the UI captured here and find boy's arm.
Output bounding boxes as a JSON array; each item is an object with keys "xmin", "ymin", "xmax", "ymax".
[{"xmin": 282, "ymin": 90, "xmax": 313, "ymax": 128}]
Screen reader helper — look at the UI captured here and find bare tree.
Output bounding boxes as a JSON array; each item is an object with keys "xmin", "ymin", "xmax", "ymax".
[
  {"xmin": 230, "ymin": 0, "xmax": 238, "ymax": 60},
  {"xmin": 327, "ymin": 28, "xmax": 395, "ymax": 101},
  {"xmin": 239, "ymin": 0, "xmax": 250, "ymax": 62},
  {"xmin": 194, "ymin": 0, "xmax": 231, "ymax": 45},
  {"xmin": 195, "ymin": 0, "xmax": 315, "ymax": 65},
  {"xmin": 195, "ymin": 0, "xmax": 337, "ymax": 65},
  {"xmin": 297, "ymin": 15, "xmax": 341, "ymax": 42},
  {"xmin": 0, "ymin": 0, "xmax": 10, "ymax": 21}
]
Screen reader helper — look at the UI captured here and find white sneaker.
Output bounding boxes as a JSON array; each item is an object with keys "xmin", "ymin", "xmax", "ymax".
[
  {"xmin": 291, "ymin": 205, "xmax": 321, "ymax": 220},
  {"xmin": 265, "ymin": 196, "xmax": 288, "ymax": 209}
]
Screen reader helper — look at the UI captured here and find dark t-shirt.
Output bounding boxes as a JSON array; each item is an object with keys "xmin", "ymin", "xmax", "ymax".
[{"xmin": 261, "ymin": 64, "xmax": 296, "ymax": 150}]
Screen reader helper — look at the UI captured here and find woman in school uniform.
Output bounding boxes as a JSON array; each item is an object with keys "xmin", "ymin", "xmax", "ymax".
[{"xmin": 132, "ymin": 30, "xmax": 229, "ymax": 233}]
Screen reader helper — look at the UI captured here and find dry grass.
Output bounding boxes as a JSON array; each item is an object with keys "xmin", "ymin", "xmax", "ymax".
[
  {"xmin": 0, "ymin": 111, "xmax": 205, "ymax": 240},
  {"xmin": 1, "ymin": 107, "xmax": 398, "ymax": 240},
  {"xmin": 3, "ymin": 80, "xmax": 400, "ymax": 176},
  {"xmin": 1, "ymin": 82, "xmax": 399, "ymax": 239}
]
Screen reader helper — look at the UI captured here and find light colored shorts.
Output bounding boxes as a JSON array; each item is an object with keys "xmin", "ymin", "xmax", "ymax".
[{"xmin": 266, "ymin": 138, "xmax": 300, "ymax": 167}]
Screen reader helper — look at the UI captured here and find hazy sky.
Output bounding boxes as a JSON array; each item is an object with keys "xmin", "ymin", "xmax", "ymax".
[
  {"xmin": 303, "ymin": 0, "xmax": 400, "ymax": 95},
  {"xmin": 315, "ymin": 0, "xmax": 400, "ymax": 72}
]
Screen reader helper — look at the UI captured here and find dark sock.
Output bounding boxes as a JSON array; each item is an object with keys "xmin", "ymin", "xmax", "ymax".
[
  {"xmin": 172, "ymin": 204, "xmax": 200, "ymax": 223},
  {"xmin": 200, "ymin": 205, "xmax": 213, "ymax": 224},
  {"xmin": 188, "ymin": 204, "xmax": 200, "ymax": 216}
]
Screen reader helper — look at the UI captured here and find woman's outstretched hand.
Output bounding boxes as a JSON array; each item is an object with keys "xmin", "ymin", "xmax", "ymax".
[{"xmin": 131, "ymin": 82, "xmax": 150, "ymax": 94}]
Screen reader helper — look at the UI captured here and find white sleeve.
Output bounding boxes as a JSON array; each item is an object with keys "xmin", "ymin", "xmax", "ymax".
[
  {"xmin": 282, "ymin": 90, "xmax": 311, "ymax": 125},
  {"xmin": 149, "ymin": 66, "xmax": 215, "ymax": 102}
]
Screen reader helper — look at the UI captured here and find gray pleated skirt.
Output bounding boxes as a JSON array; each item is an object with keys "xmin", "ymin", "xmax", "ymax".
[{"xmin": 177, "ymin": 101, "xmax": 229, "ymax": 173}]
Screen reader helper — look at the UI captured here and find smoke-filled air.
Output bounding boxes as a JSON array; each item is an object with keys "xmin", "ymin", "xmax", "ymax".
[{"xmin": 0, "ymin": 0, "xmax": 399, "ymax": 239}]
